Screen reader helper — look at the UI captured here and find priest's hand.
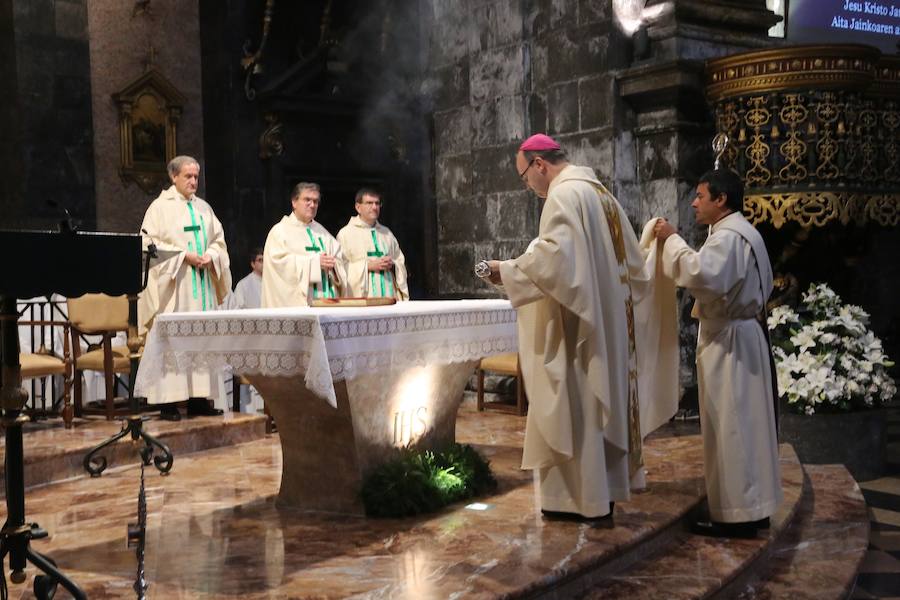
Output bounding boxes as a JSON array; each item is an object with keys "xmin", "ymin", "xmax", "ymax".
[
  {"xmin": 320, "ymin": 254, "xmax": 337, "ymax": 271},
  {"xmin": 486, "ymin": 260, "xmax": 502, "ymax": 285},
  {"xmin": 185, "ymin": 252, "xmax": 207, "ymax": 268},
  {"xmin": 197, "ymin": 253, "xmax": 213, "ymax": 268},
  {"xmin": 368, "ymin": 257, "xmax": 393, "ymax": 271},
  {"xmin": 653, "ymin": 218, "xmax": 677, "ymax": 242}
]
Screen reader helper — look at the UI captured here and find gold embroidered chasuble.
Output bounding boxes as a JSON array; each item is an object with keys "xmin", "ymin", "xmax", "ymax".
[{"xmin": 499, "ymin": 165, "xmax": 679, "ymax": 518}]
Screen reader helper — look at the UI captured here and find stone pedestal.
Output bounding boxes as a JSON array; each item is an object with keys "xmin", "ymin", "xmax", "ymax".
[
  {"xmin": 780, "ymin": 408, "xmax": 886, "ymax": 482},
  {"xmin": 248, "ymin": 360, "xmax": 477, "ymax": 515}
]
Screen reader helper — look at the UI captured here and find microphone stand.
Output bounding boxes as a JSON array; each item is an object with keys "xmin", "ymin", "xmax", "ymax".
[{"xmin": 82, "ymin": 236, "xmax": 174, "ymax": 477}]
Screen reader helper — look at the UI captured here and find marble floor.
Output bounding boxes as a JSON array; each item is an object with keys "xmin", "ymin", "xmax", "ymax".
[
  {"xmin": 0, "ymin": 407, "xmax": 714, "ymax": 599},
  {"xmin": 0, "ymin": 404, "xmax": 893, "ymax": 599}
]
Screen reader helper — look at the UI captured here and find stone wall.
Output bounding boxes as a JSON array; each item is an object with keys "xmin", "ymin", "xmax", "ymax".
[
  {"xmin": 425, "ymin": 1, "xmax": 779, "ymax": 298},
  {"xmin": 427, "ymin": 0, "xmax": 637, "ymax": 296},
  {"xmin": 2, "ymin": 0, "xmax": 96, "ymax": 229},
  {"xmin": 87, "ymin": 0, "xmax": 205, "ymax": 233},
  {"xmin": 0, "ymin": 0, "xmax": 24, "ymax": 228}
]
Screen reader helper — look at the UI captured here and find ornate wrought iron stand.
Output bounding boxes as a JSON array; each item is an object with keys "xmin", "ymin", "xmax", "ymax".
[{"xmin": 127, "ymin": 446, "xmax": 151, "ymax": 599}]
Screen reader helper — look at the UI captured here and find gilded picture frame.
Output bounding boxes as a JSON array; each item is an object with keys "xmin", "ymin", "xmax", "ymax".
[{"xmin": 112, "ymin": 68, "xmax": 186, "ymax": 194}]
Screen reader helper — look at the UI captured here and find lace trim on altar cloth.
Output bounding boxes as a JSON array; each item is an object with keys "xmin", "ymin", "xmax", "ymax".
[
  {"xmin": 164, "ymin": 349, "xmax": 335, "ymax": 403},
  {"xmin": 327, "ymin": 337, "xmax": 517, "ymax": 380},
  {"xmin": 160, "ymin": 317, "xmax": 318, "ymax": 338},
  {"xmin": 319, "ymin": 310, "xmax": 516, "ymax": 341},
  {"xmin": 157, "ymin": 309, "xmax": 516, "ymax": 342},
  {"xmin": 163, "ymin": 336, "xmax": 517, "ymax": 383}
]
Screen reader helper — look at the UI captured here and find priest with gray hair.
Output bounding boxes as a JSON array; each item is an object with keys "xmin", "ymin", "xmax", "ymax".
[{"xmin": 138, "ymin": 155, "xmax": 232, "ymax": 420}]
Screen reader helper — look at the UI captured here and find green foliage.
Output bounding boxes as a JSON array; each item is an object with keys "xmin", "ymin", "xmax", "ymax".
[{"xmin": 360, "ymin": 444, "xmax": 497, "ymax": 518}]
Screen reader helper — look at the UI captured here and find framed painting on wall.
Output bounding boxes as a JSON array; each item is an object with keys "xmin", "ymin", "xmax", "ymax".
[{"xmin": 112, "ymin": 67, "xmax": 186, "ymax": 194}]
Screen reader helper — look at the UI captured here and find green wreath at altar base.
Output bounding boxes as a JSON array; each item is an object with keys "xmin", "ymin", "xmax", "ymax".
[{"xmin": 360, "ymin": 444, "xmax": 498, "ymax": 518}]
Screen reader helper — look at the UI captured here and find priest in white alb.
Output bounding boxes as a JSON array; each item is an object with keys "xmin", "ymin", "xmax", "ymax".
[
  {"xmin": 654, "ymin": 168, "xmax": 782, "ymax": 538},
  {"xmin": 261, "ymin": 182, "xmax": 347, "ymax": 307},
  {"xmin": 336, "ymin": 188, "xmax": 409, "ymax": 300},
  {"xmin": 483, "ymin": 134, "xmax": 679, "ymax": 521},
  {"xmin": 138, "ymin": 155, "xmax": 232, "ymax": 420}
]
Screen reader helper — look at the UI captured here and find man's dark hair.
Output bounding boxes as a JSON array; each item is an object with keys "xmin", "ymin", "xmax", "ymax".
[
  {"xmin": 698, "ymin": 168, "xmax": 744, "ymax": 213},
  {"xmin": 291, "ymin": 182, "xmax": 320, "ymax": 200},
  {"xmin": 249, "ymin": 246, "xmax": 263, "ymax": 263},
  {"xmin": 355, "ymin": 188, "xmax": 381, "ymax": 203},
  {"xmin": 522, "ymin": 148, "xmax": 568, "ymax": 164}
]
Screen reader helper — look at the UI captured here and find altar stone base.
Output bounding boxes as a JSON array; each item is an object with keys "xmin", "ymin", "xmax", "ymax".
[{"xmin": 247, "ymin": 360, "xmax": 478, "ymax": 515}]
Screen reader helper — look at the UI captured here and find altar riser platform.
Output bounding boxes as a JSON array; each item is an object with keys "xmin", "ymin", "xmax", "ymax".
[
  {"xmin": 0, "ymin": 407, "xmax": 869, "ymax": 599},
  {"xmin": 0, "ymin": 413, "xmax": 267, "ymax": 498}
]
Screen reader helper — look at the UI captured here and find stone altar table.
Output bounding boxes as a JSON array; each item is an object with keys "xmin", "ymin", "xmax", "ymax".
[{"xmin": 136, "ymin": 300, "xmax": 517, "ymax": 514}]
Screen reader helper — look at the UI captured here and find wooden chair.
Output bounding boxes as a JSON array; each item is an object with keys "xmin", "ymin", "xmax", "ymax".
[
  {"xmin": 19, "ymin": 319, "xmax": 74, "ymax": 427},
  {"xmin": 476, "ymin": 352, "xmax": 527, "ymax": 416},
  {"xmin": 67, "ymin": 293, "xmax": 132, "ymax": 420}
]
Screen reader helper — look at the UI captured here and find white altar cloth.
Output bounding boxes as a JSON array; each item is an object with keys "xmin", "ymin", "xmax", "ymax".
[{"xmin": 135, "ymin": 299, "xmax": 517, "ymax": 406}]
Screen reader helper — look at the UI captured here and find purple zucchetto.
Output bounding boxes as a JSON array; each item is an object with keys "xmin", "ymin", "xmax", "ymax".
[{"xmin": 518, "ymin": 133, "xmax": 561, "ymax": 152}]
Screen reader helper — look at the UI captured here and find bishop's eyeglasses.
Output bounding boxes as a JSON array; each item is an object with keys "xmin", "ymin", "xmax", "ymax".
[{"xmin": 518, "ymin": 158, "xmax": 536, "ymax": 182}]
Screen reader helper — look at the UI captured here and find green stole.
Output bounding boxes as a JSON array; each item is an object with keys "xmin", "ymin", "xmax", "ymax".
[
  {"xmin": 366, "ymin": 229, "xmax": 393, "ymax": 298},
  {"xmin": 305, "ymin": 226, "xmax": 335, "ymax": 299},
  {"xmin": 183, "ymin": 201, "xmax": 213, "ymax": 311}
]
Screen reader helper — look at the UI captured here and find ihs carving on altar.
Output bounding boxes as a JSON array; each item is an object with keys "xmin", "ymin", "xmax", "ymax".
[{"xmin": 393, "ymin": 406, "xmax": 428, "ymax": 446}]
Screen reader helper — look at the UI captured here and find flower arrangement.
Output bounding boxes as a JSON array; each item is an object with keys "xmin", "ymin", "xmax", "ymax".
[{"xmin": 768, "ymin": 282, "xmax": 896, "ymax": 415}]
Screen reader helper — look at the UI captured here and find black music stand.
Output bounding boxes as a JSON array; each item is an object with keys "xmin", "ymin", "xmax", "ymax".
[
  {"xmin": 0, "ymin": 228, "xmax": 129, "ymax": 599},
  {"xmin": 0, "ymin": 228, "xmax": 175, "ymax": 597},
  {"xmin": 82, "ymin": 244, "xmax": 175, "ymax": 477}
]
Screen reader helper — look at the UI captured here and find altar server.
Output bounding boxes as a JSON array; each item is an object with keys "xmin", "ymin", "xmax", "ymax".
[
  {"xmin": 231, "ymin": 247, "xmax": 264, "ymax": 309},
  {"xmin": 654, "ymin": 168, "xmax": 782, "ymax": 538},
  {"xmin": 483, "ymin": 134, "xmax": 679, "ymax": 520},
  {"xmin": 336, "ymin": 189, "xmax": 409, "ymax": 300},
  {"xmin": 261, "ymin": 182, "xmax": 346, "ymax": 307}
]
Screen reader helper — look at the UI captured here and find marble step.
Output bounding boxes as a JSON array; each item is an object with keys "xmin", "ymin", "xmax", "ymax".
[
  {"xmin": 732, "ymin": 464, "xmax": 869, "ymax": 600},
  {"xmin": 574, "ymin": 459, "xmax": 866, "ymax": 600},
  {"xmin": 0, "ymin": 413, "xmax": 267, "ymax": 497},
  {"xmin": 563, "ymin": 444, "xmax": 804, "ymax": 600}
]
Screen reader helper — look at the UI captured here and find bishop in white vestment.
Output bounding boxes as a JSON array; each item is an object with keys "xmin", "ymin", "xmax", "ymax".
[
  {"xmin": 336, "ymin": 189, "xmax": 409, "ymax": 300},
  {"xmin": 655, "ymin": 168, "xmax": 782, "ymax": 536},
  {"xmin": 261, "ymin": 183, "xmax": 347, "ymax": 308},
  {"xmin": 485, "ymin": 135, "xmax": 679, "ymax": 520}
]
